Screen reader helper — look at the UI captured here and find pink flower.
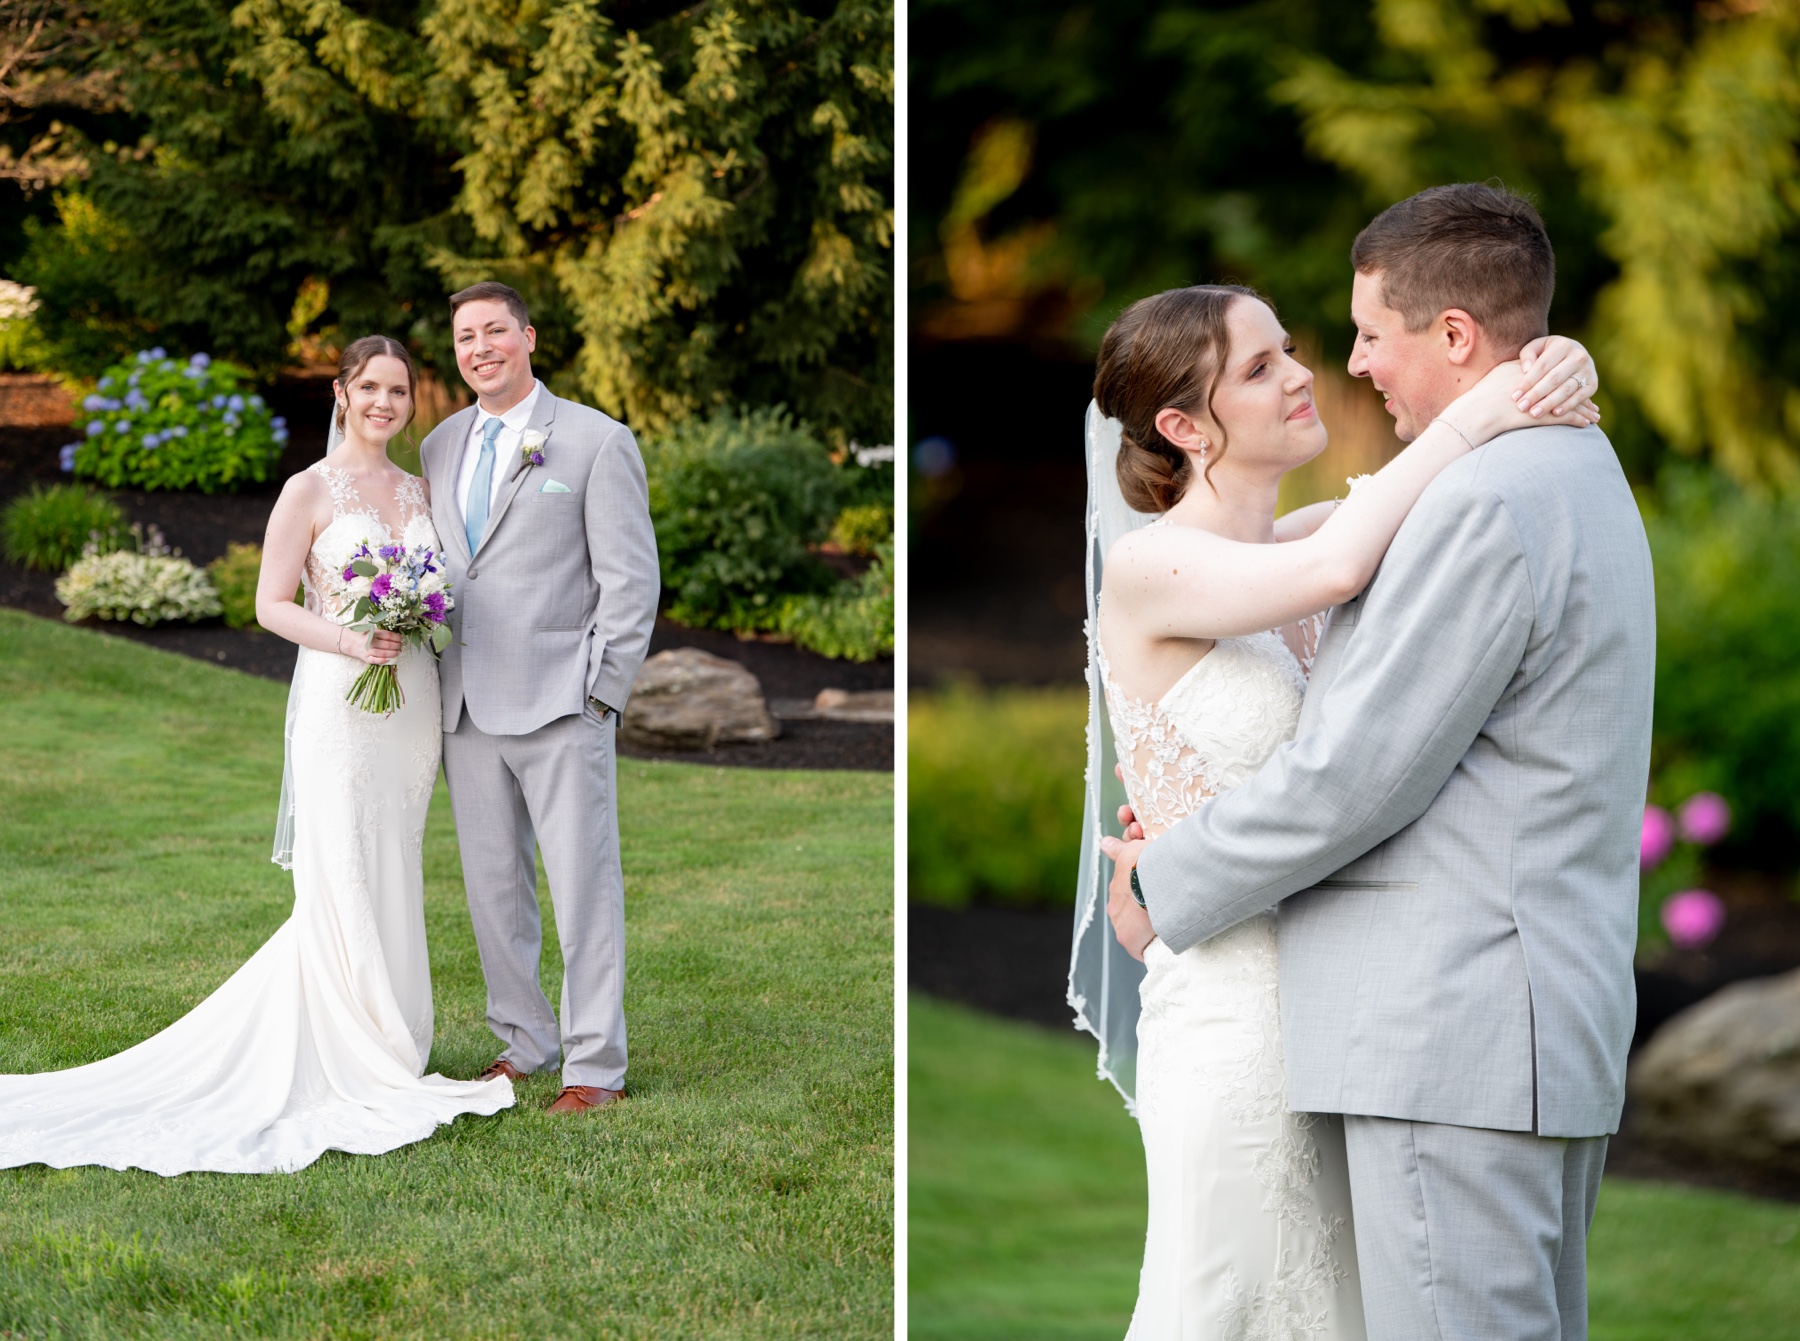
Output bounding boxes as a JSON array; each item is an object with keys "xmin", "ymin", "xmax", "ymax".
[
  {"xmin": 1641, "ymin": 805, "xmax": 1675, "ymax": 870},
  {"xmin": 1677, "ymin": 792, "xmax": 1731, "ymax": 846},
  {"xmin": 1661, "ymin": 889, "xmax": 1726, "ymax": 950}
]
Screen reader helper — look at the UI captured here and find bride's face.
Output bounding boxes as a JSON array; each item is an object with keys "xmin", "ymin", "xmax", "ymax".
[
  {"xmin": 1197, "ymin": 299, "xmax": 1327, "ymax": 474},
  {"xmin": 335, "ymin": 355, "xmax": 413, "ymax": 447}
]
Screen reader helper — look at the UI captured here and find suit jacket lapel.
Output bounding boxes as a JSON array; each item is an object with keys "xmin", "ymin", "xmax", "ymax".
[
  {"xmin": 430, "ymin": 405, "xmax": 479, "ymax": 563},
  {"xmin": 478, "ymin": 384, "xmax": 557, "ymax": 550}
]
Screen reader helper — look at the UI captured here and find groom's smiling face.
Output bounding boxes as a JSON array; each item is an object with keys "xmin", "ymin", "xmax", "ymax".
[
  {"xmin": 1348, "ymin": 270, "xmax": 1468, "ymax": 443},
  {"xmin": 454, "ymin": 299, "xmax": 538, "ymax": 412}
]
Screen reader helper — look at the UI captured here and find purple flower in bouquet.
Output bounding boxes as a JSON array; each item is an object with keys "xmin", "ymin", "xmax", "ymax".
[
  {"xmin": 423, "ymin": 591, "xmax": 447, "ymax": 623},
  {"xmin": 1661, "ymin": 889, "xmax": 1725, "ymax": 949},
  {"xmin": 342, "ymin": 564, "xmax": 358, "ymax": 583},
  {"xmin": 1677, "ymin": 792, "xmax": 1730, "ymax": 846},
  {"xmin": 1641, "ymin": 805, "xmax": 1675, "ymax": 870},
  {"xmin": 378, "ymin": 543, "xmax": 403, "ymax": 561},
  {"xmin": 369, "ymin": 573, "xmax": 393, "ymax": 601}
]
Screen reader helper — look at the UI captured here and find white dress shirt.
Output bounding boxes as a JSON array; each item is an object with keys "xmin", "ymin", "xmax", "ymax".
[{"xmin": 455, "ymin": 379, "xmax": 544, "ymax": 526}]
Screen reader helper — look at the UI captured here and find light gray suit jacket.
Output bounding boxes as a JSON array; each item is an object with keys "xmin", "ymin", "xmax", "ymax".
[
  {"xmin": 1136, "ymin": 424, "xmax": 1654, "ymax": 1138},
  {"xmin": 420, "ymin": 385, "xmax": 660, "ymax": 737}
]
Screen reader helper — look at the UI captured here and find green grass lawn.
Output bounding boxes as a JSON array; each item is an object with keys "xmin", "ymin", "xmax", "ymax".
[
  {"xmin": 909, "ymin": 993, "xmax": 1800, "ymax": 1341},
  {"xmin": 0, "ymin": 609, "xmax": 893, "ymax": 1339}
]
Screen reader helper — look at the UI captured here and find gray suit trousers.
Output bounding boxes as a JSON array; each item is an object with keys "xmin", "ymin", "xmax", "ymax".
[
  {"xmin": 1344, "ymin": 1117, "xmax": 1607, "ymax": 1341},
  {"xmin": 442, "ymin": 703, "xmax": 626, "ymax": 1090}
]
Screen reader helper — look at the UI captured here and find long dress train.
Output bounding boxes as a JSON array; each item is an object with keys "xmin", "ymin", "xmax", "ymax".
[{"xmin": 0, "ymin": 462, "xmax": 511, "ymax": 1175}]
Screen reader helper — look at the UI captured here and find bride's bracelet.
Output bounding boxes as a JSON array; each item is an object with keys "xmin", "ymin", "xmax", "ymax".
[
  {"xmin": 336, "ymin": 627, "xmax": 344, "ymax": 656},
  {"xmin": 1434, "ymin": 417, "xmax": 1477, "ymax": 450}
]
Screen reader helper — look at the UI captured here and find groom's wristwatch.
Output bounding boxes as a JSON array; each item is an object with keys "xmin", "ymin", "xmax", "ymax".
[
  {"xmin": 1129, "ymin": 866, "xmax": 1147, "ymax": 909},
  {"xmin": 587, "ymin": 696, "xmax": 614, "ymax": 720}
]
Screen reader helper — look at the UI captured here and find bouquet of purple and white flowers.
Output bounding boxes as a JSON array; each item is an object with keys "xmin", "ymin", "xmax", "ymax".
[{"xmin": 339, "ymin": 539, "xmax": 454, "ymax": 714}]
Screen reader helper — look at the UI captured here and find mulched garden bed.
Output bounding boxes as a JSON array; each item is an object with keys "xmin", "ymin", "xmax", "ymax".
[
  {"xmin": 910, "ymin": 891, "xmax": 1800, "ymax": 1203},
  {"xmin": 1, "ymin": 389, "xmax": 892, "ymax": 772}
]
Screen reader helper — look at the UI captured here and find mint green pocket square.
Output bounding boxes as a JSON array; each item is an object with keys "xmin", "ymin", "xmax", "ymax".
[{"xmin": 540, "ymin": 479, "xmax": 572, "ymax": 494}]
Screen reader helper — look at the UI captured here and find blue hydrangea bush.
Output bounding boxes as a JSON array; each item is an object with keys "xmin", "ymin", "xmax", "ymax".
[{"xmin": 70, "ymin": 348, "xmax": 289, "ymax": 493}]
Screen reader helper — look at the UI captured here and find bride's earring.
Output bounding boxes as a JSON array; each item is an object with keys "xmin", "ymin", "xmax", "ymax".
[{"xmin": 1197, "ymin": 438, "xmax": 1208, "ymax": 467}]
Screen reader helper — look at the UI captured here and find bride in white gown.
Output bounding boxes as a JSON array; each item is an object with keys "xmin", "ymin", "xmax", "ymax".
[
  {"xmin": 0, "ymin": 336, "xmax": 512, "ymax": 1176},
  {"xmin": 1070, "ymin": 286, "xmax": 1599, "ymax": 1338}
]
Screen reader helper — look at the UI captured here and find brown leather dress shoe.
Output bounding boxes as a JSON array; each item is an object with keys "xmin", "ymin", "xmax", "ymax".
[
  {"xmin": 477, "ymin": 1058, "xmax": 527, "ymax": 1083},
  {"xmin": 547, "ymin": 1085, "xmax": 624, "ymax": 1113}
]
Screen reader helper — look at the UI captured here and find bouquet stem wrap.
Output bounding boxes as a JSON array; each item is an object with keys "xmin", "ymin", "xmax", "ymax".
[{"xmin": 347, "ymin": 661, "xmax": 406, "ymax": 715}]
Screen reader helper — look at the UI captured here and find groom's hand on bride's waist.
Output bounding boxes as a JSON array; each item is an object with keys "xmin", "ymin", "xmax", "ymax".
[
  {"xmin": 1099, "ymin": 834, "xmax": 1156, "ymax": 962},
  {"xmin": 1113, "ymin": 765, "xmax": 1146, "ymax": 841}
]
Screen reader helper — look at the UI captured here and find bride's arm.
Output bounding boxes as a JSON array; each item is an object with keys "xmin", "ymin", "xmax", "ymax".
[
  {"xmin": 1110, "ymin": 353, "xmax": 1597, "ymax": 640},
  {"xmin": 1273, "ymin": 501, "xmax": 1338, "ymax": 542},
  {"xmin": 254, "ymin": 472, "xmax": 395, "ymax": 663}
]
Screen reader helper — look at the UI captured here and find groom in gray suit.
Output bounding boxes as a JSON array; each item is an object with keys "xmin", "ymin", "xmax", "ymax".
[
  {"xmin": 421, "ymin": 282, "xmax": 659, "ymax": 1114},
  {"xmin": 1103, "ymin": 185, "xmax": 1654, "ymax": 1339}
]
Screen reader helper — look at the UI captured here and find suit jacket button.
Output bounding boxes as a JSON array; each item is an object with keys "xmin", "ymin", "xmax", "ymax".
[{"xmin": 467, "ymin": 568, "xmax": 478, "ymax": 578}]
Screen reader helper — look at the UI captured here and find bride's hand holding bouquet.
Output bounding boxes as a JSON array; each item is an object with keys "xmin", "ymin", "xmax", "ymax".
[{"xmin": 338, "ymin": 540, "xmax": 454, "ymax": 714}]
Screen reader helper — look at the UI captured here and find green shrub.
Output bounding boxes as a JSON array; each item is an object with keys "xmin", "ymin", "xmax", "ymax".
[
  {"xmin": 73, "ymin": 349, "xmax": 289, "ymax": 494},
  {"xmin": 207, "ymin": 542, "xmax": 263, "ymax": 629},
  {"xmin": 645, "ymin": 407, "xmax": 846, "ymax": 631},
  {"xmin": 1644, "ymin": 468, "xmax": 1800, "ymax": 861},
  {"xmin": 0, "ymin": 485, "xmax": 128, "ymax": 572},
  {"xmin": 831, "ymin": 502, "xmax": 894, "ymax": 558},
  {"xmin": 55, "ymin": 525, "xmax": 222, "ymax": 625},
  {"xmin": 0, "ymin": 279, "xmax": 52, "ymax": 373},
  {"xmin": 780, "ymin": 540, "xmax": 894, "ymax": 661},
  {"xmin": 909, "ymin": 682, "xmax": 1087, "ymax": 908}
]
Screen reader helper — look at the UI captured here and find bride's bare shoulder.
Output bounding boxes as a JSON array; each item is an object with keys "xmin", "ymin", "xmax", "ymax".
[
  {"xmin": 268, "ymin": 466, "xmax": 332, "ymax": 528},
  {"xmin": 1105, "ymin": 517, "xmax": 1228, "ymax": 581}
]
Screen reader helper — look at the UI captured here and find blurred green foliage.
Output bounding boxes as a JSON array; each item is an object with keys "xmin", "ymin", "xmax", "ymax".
[
  {"xmin": 908, "ymin": 682, "xmax": 1086, "ymax": 907},
  {"xmin": 1644, "ymin": 469, "xmax": 1800, "ymax": 864},
  {"xmin": 779, "ymin": 538, "xmax": 894, "ymax": 662},
  {"xmin": 913, "ymin": 0, "xmax": 1800, "ymax": 486},
  {"xmin": 0, "ymin": 485, "xmax": 126, "ymax": 572},
  {"xmin": 645, "ymin": 405, "xmax": 846, "ymax": 629},
  {"xmin": 5, "ymin": 0, "xmax": 893, "ymax": 445},
  {"xmin": 207, "ymin": 543, "xmax": 264, "ymax": 631}
]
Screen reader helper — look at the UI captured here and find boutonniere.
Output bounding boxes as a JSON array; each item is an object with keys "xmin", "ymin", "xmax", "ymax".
[{"xmin": 519, "ymin": 429, "xmax": 547, "ymax": 472}]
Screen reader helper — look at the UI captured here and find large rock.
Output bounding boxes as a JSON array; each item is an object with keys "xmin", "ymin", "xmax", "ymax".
[
  {"xmin": 621, "ymin": 647, "xmax": 779, "ymax": 751},
  {"xmin": 1629, "ymin": 968, "xmax": 1800, "ymax": 1179}
]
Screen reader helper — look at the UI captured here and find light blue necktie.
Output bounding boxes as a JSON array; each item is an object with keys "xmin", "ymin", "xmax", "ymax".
[{"xmin": 464, "ymin": 417, "xmax": 503, "ymax": 554}]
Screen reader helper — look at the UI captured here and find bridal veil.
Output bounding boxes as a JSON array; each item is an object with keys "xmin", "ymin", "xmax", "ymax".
[{"xmin": 1069, "ymin": 400, "xmax": 1156, "ymax": 1108}]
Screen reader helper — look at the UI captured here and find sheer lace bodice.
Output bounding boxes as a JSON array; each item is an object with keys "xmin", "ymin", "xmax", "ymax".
[
  {"xmin": 1099, "ymin": 620, "xmax": 1319, "ymax": 840},
  {"xmin": 302, "ymin": 462, "xmax": 434, "ymax": 622}
]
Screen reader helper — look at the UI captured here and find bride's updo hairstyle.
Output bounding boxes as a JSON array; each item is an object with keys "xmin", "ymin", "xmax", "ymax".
[
  {"xmin": 1094, "ymin": 283, "xmax": 1264, "ymax": 513},
  {"xmin": 334, "ymin": 335, "xmax": 418, "ymax": 437}
]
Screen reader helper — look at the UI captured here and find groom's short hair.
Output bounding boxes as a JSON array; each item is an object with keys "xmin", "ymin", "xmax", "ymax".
[
  {"xmin": 1351, "ymin": 183, "xmax": 1553, "ymax": 353},
  {"xmin": 449, "ymin": 281, "xmax": 530, "ymax": 331}
]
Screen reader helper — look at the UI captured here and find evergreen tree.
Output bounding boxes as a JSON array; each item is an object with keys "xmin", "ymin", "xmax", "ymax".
[
  {"xmin": 14, "ymin": 0, "xmax": 893, "ymax": 444},
  {"xmin": 913, "ymin": 0, "xmax": 1800, "ymax": 484}
]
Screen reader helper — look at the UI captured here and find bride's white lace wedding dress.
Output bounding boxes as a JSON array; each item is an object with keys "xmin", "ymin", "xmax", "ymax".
[
  {"xmin": 1100, "ymin": 569, "xmax": 1364, "ymax": 1340},
  {"xmin": 0, "ymin": 461, "xmax": 512, "ymax": 1175}
]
